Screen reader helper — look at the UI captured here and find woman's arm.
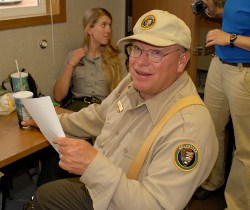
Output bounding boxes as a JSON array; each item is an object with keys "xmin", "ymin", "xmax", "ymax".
[
  {"xmin": 233, "ymin": 35, "xmax": 250, "ymax": 51},
  {"xmin": 53, "ymin": 63, "xmax": 75, "ymax": 102},
  {"xmin": 53, "ymin": 48, "xmax": 87, "ymax": 102},
  {"xmin": 206, "ymin": 29, "xmax": 250, "ymax": 51}
]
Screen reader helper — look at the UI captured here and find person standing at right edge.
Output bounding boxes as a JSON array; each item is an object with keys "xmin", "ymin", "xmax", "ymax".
[{"xmin": 193, "ymin": 0, "xmax": 250, "ymax": 209}]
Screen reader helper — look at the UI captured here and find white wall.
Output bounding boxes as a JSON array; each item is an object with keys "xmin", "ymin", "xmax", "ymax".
[{"xmin": 0, "ymin": 0, "xmax": 126, "ymax": 97}]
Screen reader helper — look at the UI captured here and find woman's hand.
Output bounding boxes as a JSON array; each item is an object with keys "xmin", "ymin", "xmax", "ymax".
[
  {"xmin": 53, "ymin": 137, "xmax": 98, "ymax": 175},
  {"xmin": 206, "ymin": 29, "xmax": 230, "ymax": 47},
  {"xmin": 191, "ymin": 0, "xmax": 216, "ymax": 16},
  {"xmin": 68, "ymin": 48, "xmax": 87, "ymax": 67},
  {"xmin": 202, "ymin": 0, "xmax": 216, "ymax": 13}
]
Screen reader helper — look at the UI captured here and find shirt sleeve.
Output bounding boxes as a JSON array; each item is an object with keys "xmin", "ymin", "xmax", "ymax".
[
  {"xmin": 80, "ymin": 152, "xmax": 161, "ymax": 210},
  {"xmin": 58, "ymin": 103, "xmax": 105, "ymax": 138}
]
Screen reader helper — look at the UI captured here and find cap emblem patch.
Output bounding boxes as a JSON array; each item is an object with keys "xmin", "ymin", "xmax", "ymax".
[
  {"xmin": 174, "ymin": 143, "xmax": 199, "ymax": 172},
  {"xmin": 140, "ymin": 15, "xmax": 156, "ymax": 30}
]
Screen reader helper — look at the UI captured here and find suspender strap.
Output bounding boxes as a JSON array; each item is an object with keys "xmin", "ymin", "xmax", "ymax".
[{"xmin": 127, "ymin": 95, "xmax": 205, "ymax": 180}]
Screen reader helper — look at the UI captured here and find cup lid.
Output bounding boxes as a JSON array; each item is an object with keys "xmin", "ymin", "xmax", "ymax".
[
  {"xmin": 11, "ymin": 72, "xmax": 28, "ymax": 78},
  {"xmin": 13, "ymin": 91, "xmax": 33, "ymax": 98}
]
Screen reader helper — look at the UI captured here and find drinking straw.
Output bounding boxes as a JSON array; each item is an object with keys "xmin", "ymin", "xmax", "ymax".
[{"xmin": 15, "ymin": 59, "xmax": 23, "ymax": 91}]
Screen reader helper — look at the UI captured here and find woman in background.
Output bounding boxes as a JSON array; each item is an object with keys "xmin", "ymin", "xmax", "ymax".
[
  {"xmin": 54, "ymin": 7, "xmax": 127, "ymax": 111},
  {"xmin": 36, "ymin": 8, "xmax": 127, "ymax": 187}
]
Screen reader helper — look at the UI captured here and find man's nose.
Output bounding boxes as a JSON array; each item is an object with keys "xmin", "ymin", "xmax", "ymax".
[{"xmin": 137, "ymin": 51, "xmax": 150, "ymax": 65}]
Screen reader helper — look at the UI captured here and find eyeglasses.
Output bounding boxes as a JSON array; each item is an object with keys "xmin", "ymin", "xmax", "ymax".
[{"xmin": 126, "ymin": 45, "xmax": 180, "ymax": 63}]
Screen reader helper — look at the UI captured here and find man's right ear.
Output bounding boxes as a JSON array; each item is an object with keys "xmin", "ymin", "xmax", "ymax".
[{"xmin": 177, "ymin": 51, "xmax": 190, "ymax": 73}]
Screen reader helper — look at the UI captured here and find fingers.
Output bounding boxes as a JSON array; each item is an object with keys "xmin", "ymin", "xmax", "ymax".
[
  {"xmin": 205, "ymin": 42, "xmax": 213, "ymax": 48},
  {"xmin": 73, "ymin": 48, "xmax": 87, "ymax": 57},
  {"xmin": 21, "ymin": 119, "xmax": 37, "ymax": 127},
  {"xmin": 69, "ymin": 48, "xmax": 87, "ymax": 66},
  {"xmin": 205, "ymin": 37, "xmax": 212, "ymax": 47},
  {"xmin": 206, "ymin": 29, "xmax": 230, "ymax": 47},
  {"xmin": 205, "ymin": 29, "xmax": 217, "ymax": 46},
  {"xmin": 56, "ymin": 138, "xmax": 98, "ymax": 175},
  {"xmin": 53, "ymin": 138, "xmax": 84, "ymax": 155}
]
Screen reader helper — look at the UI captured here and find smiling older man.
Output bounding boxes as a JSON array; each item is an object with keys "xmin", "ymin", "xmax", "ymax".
[{"xmin": 26, "ymin": 10, "xmax": 218, "ymax": 210}]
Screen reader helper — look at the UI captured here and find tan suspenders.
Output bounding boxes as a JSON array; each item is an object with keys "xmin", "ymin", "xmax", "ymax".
[{"xmin": 127, "ymin": 95, "xmax": 205, "ymax": 180}]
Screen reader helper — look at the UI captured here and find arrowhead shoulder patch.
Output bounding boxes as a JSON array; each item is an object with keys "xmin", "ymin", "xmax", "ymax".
[{"xmin": 174, "ymin": 143, "xmax": 199, "ymax": 172}]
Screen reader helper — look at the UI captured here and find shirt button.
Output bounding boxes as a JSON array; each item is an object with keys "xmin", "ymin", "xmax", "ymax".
[
  {"xmin": 98, "ymin": 142, "xmax": 104, "ymax": 148},
  {"xmin": 178, "ymin": 93, "xmax": 183, "ymax": 98}
]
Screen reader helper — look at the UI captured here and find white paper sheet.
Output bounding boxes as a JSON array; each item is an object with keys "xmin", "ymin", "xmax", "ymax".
[{"xmin": 21, "ymin": 96, "xmax": 65, "ymax": 153}]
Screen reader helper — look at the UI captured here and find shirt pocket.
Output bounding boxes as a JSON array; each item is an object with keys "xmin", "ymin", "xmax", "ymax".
[
  {"xmin": 120, "ymin": 135, "xmax": 145, "ymax": 173},
  {"xmin": 72, "ymin": 66, "xmax": 86, "ymax": 92},
  {"xmin": 73, "ymin": 66, "xmax": 86, "ymax": 79}
]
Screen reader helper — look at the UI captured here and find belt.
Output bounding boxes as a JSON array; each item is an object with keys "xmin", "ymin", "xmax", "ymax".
[
  {"xmin": 75, "ymin": 96, "xmax": 102, "ymax": 104},
  {"xmin": 220, "ymin": 59, "xmax": 250, "ymax": 68}
]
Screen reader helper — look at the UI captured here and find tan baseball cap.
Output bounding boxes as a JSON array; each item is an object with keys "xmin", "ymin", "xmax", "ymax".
[{"xmin": 118, "ymin": 10, "xmax": 191, "ymax": 49}]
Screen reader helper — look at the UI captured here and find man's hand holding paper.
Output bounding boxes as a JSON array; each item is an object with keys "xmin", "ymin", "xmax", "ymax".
[{"xmin": 21, "ymin": 96, "xmax": 66, "ymax": 153}]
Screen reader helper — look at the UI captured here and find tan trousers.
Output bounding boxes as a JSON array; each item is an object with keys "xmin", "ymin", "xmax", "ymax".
[{"xmin": 202, "ymin": 56, "xmax": 250, "ymax": 210}]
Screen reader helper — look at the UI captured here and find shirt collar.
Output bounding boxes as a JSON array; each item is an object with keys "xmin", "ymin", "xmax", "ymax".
[
  {"xmin": 127, "ymin": 72, "xmax": 190, "ymax": 124},
  {"xmin": 82, "ymin": 46, "xmax": 101, "ymax": 62}
]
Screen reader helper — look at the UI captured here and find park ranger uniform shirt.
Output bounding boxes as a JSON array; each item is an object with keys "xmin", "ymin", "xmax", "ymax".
[
  {"xmin": 59, "ymin": 72, "xmax": 218, "ymax": 210},
  {"xmin": 66, "ymin": 50, "xmax": 108, "ymax": 100},
  {"xmin": 65, "ymin": 48, "xmax": 128, "ymax": 101}
]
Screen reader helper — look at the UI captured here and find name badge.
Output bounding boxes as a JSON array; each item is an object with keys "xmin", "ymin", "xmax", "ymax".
[{"xmin": 116, "ymin": 100, "xmax": 123, "ymax": 113}]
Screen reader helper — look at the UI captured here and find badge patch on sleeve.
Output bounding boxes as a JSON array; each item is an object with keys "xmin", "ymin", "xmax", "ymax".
[{"xmin": 174, "ymin": 143, "xmax": 199, "ymax": 172}]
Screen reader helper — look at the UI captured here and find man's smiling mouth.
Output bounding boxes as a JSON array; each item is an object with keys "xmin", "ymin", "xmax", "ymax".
[{"xmin": 135, "ymin": 70, "xmax": 152, "ymax": 77}]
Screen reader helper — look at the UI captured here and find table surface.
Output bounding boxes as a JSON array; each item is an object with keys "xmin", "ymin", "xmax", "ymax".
[{"xmin": 0, "ymin": 106, "xmax": 71, "ymax": 168}]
